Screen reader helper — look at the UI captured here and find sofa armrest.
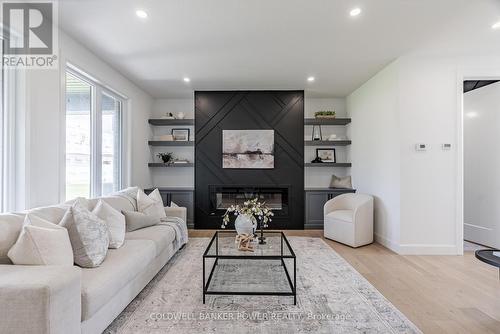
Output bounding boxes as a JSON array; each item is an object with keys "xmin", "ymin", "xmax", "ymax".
[
  {"xmin": 0, "ymin": 265, "xmax": 81, "ymax": 334},
  {"xmin": 165, "ymin": 206, "xmax": 187, "ymax": 224}
]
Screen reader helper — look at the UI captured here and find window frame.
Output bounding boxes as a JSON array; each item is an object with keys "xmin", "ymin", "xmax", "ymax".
[{"xmin": 64, "ymin": 66, "xmax": 125, "ymax": 200}]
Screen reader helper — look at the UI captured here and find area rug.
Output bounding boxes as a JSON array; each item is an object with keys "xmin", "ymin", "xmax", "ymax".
[{"xmin": 105, "ymin": 237, "xmax": 421, "ymax": 334}]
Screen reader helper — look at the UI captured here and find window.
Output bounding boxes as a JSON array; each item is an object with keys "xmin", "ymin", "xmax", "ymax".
[{"xmin": 65, "ymin": 68, "xmax": 123, "ymax": 200}]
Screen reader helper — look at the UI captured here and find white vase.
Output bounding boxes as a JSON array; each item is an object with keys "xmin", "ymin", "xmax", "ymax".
[{"xmin": 234, "ymin": 214, "xmax": 256, "ymax": 235}]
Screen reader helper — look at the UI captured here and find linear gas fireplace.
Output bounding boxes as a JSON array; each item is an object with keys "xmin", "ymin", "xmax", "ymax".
[{"xmin": 208, "ymin": 185, "xmax": 290, "ymax": 226}]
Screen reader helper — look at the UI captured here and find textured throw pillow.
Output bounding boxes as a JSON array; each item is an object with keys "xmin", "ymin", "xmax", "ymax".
[
  {"xmin": 123, "ymin": 211, "xmax": 159, "ymax": 232},
  {"xmin": 169, "ymin": 201, "xmax": 179, "ymax": 208},
  {"xmin": 329, "ymin": 175, "xmax": 352, "ymax": 189},
  {"xmin": 60, "ymin": 201, "xmax": 110, "ymax": 268},
  {"xmin": 137, "ymin": 188, "xmax": 166, "ymax": 220},
  {"xmin": 93, "ymin": 200, "xmax": 125, "ymax": 249},
  {"xmin": 8, "ymin": 214, "xmax": 74, "ymax": 265}
]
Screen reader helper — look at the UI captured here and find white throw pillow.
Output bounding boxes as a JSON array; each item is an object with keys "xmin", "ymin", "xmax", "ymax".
[
  {"xmin": 122, "ymin": 210, "xmax": 159, "ymax": 232},
  {"xmin": 93, "ymin": 200, "xmax": 125, "ymax": 249},
  {"xmin": 8, "ymin": 214, "xmax": 74, "ymax": 265},
  {"xmin": 60, "ymin": 201, "xmax": 109, "ymax": 268},
  {"xmin": 137, "ymin": 188, "xmax": 166, "ymax": 220}
]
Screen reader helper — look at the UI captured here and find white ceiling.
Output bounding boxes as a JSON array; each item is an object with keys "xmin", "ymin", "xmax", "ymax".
[{"xmin": 59, "ymin": 0, "xmax": 478, "ymax": 98}]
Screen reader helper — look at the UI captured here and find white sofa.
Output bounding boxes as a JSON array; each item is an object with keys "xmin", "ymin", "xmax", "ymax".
[
  {"xmin": 323, "ymin": 193, "xmax": 374, "ymax": 247},
  {"xmin": 0, "ymin": 193, "xmax": 188, "ymax": 334}
]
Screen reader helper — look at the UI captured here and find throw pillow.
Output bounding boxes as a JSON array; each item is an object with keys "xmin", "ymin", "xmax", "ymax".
[
  {"xmin": 8, "ymin": 214, "xmax": 74, "ymax": 265},
  {"xmin": 123, "ymin": 211, "xmax": 159, "ymax": 232},
  {"xmin": 137, "ymin": 188, "xmax": 166, "ymax": 220},
  {"xmin": 60, "ymin": 201, "xmax": 110, "ymax": 268},
  {"xmin": 93, "ymin": 200, "xmax": 125, "ymax": 249},
  {"xmin": 329, "ymin": 175, "xmax": 352, "ymax": 189},
  {"xmin": 170, "ymin": 201, "xmax": 179, "ymax": 208}
]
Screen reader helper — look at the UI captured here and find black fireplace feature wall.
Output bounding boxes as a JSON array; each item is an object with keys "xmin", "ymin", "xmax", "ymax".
[{"xmin": 195, "ymin": 90, "xmax": 304, "ymax": 229}]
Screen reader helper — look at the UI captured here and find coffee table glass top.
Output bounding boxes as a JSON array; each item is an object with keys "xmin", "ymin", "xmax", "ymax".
[{"xmin": 203, "ymin": 230, "xmax": 295, "ymax": 258}]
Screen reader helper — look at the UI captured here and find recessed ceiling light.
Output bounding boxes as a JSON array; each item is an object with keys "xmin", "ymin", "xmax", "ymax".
[
  {"xmin": 307, "ymin": 76, "xmax": 315, "ymax": 82},
  {"xmin": 492, "ymin": 21, "xmax": 500, "ymax": 30},
  {"xmin": 183, "ymin": 77, "xmax": 191, "ymax": 83},
  {"xmin": 136, "ymin": 10, "xmax": 148, "ymax": 19},
  {"xmin": 466, "ymin": 111, "xmax": 478, "ymax": 118},
  {"xmin": 350, "ymin": 8, "xmax": 362, "ymax": 17}
]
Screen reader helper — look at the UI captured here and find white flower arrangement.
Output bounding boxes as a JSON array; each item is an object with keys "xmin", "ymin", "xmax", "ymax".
[{"xmin": 221, "ymin": 197, "xmax": 274, "ymax": 229}]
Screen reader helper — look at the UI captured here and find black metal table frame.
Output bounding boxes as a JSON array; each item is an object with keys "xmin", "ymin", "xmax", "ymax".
[{"xmin": 203, "ymin": 230, "xmax": 296, "ymax": 305}]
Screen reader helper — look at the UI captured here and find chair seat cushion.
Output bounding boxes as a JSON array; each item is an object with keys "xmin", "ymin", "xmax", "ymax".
[
  {"xmin": 80, "ymin": 239, "xmax": 156, "ymax": 320},
  {"xmin": 326, "ymin": 210, "xmax": 353, "ymax": 223},
  {"xmin": 125, "ymin": 224, "xmax": 176, "ymax": 257}
]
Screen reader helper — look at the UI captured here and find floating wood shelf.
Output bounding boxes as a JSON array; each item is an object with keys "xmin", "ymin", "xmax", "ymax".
[
  {"xmin": 304, "ymin": 118, "xmax": 351, "ymax": 126},
  {"xmin": 148, "ymin": 141, "xmax": 194, "ymax": 146},
  {"xmin": 148, "ymin": 119, "xmax": 194, "ymax": 126},
  {"xmin": 305, "ymin": 163, "xmax": 352, "ymax": 168},
  {"xmin": 305, "ymin": 140, "xmax": 351, "ymax": 146},
  {"xmin": 148, "ymin": 163, "xmax": 194, "ymax": 167}
]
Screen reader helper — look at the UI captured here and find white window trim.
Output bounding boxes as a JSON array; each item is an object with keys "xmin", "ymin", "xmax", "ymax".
[{"xmin": 61, "ymin": 63, "xmax": 128, "ymax": 201}]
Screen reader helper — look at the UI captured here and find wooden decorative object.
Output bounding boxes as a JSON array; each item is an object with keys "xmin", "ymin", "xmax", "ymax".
[{"xmin": 235, "ymin": 233, "xmax": 255, "ymax": 252}]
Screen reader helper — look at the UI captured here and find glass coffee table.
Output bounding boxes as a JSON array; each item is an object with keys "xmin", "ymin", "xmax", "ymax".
[{"xmin": 203, "ymin": 231, "xmax": 296, "ymax": 305}]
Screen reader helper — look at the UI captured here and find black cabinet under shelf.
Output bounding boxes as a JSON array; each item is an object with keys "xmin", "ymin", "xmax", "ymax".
[
  {"xmin": 145, "ymin": 187, "xmax": 194, "ymax": 228},
  {"xmin": 305, "ymin": 188, "xmax": 356, "ymax": 229}
]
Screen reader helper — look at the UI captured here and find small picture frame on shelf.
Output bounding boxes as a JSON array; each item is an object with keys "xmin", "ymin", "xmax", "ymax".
[
  {"xmin": 316, "ymin": 148, "xmax": 336, "ymax": 163},
  {"xmin": 172, "ymin": 128, "xmax": 190, "ymax": 141}
]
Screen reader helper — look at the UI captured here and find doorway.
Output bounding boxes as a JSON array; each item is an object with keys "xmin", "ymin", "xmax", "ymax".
[{"xmin": 463, "ymin": 79, "xmax": 500, "ymax": 248}]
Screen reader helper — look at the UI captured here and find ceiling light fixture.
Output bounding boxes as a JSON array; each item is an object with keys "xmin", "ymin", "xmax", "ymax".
[
  {"xmin": 307, "ymin": 76, "xmax": 315, "ymax": 82},
  {"xmin": 350, "ymin": 8, "xmax": 362, "ymax": 17},
  {"xmin": 466, "ymin": 111, "xmax": 478, "ymax": 118},
  {"xmin": 136, "ymin": 10, "xmax": 148, "ymax": 19},
  {"xmin": 492, "ymin": 21, "xmax": 500, "ymax": 30},
  {"xmin": 183, "ymin": 77, "xmax": 191, "ymax": 83}
]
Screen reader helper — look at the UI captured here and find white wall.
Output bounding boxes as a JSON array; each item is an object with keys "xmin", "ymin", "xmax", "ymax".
[
  {"xmin": 463, "ymin": 82, "xmax": 500, "ymax": 248},
  {"xmin": 347, "ymin": 63, "xmax": 401, "ymax": 252},
  {"xmin": 345, "ymin": 0, "xmax": 500, "ymax": 255},
  {"xmin": 22, "ymin": 30, "xmax": 153, "ymax": 209}
]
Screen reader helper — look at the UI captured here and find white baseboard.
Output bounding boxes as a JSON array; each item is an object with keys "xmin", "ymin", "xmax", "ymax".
[
  {"xmin": 375, "ymin": 233, "xmax": 460, "ymax": 255},
  {"xmin": 374, "ymin": 233, "xmax": 400, "ymax": 253},
  {"xmin": 398, "ymin": 243, "xmax": 459, "ymax": 255}
]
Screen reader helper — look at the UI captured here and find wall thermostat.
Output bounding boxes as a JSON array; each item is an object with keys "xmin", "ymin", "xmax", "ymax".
[
  {"xmin": 442, "ymin": 143, "xmax": 451, "ymax": 150},
  {"xmin": 415, "ymin": 143, "xmax": 427, "ymax": 151}
]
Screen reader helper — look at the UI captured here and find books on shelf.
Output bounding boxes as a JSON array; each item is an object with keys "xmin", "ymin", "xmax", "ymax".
[{"xmin": 173, "ymin": 160, "xmax": 190, "ymax": 164}]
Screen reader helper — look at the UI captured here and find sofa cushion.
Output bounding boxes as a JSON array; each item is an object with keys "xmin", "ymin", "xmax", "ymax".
[
  {"xmin": 0, "ymin": 214, "xmax": 27, "ymax": 264},
  {"xmin": 326, "ymin": 209, "xmax": 353, "ymax": 223},
  {"xmin": 125, "ymin": 224, "xmax": 176, "ymax": 256},
  {"xmin": 28, "ymin": 204, "xmax": 70, "ymax": 224},
  {"xmin": 8, "ymin": 214, "xmax": 74, "ymax": 265},
  {"xmin": 80, "ymin": 239, "xmax": 156, "ymax": 320}
]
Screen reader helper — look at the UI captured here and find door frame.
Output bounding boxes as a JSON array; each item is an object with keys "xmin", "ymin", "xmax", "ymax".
[{"xmin": 456, "ymin": 68, "xmax": 500, "ymax": 254}]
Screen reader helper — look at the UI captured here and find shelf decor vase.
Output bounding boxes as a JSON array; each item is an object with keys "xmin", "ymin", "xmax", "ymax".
[{"xmin": 234, "ymin": 214, "xmax": 257, "ymax": 236}]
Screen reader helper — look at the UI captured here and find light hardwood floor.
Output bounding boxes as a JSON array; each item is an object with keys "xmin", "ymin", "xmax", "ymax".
[{"xmin": 189, "ymin": 229, "xmax": 500, "ymax": 334}]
